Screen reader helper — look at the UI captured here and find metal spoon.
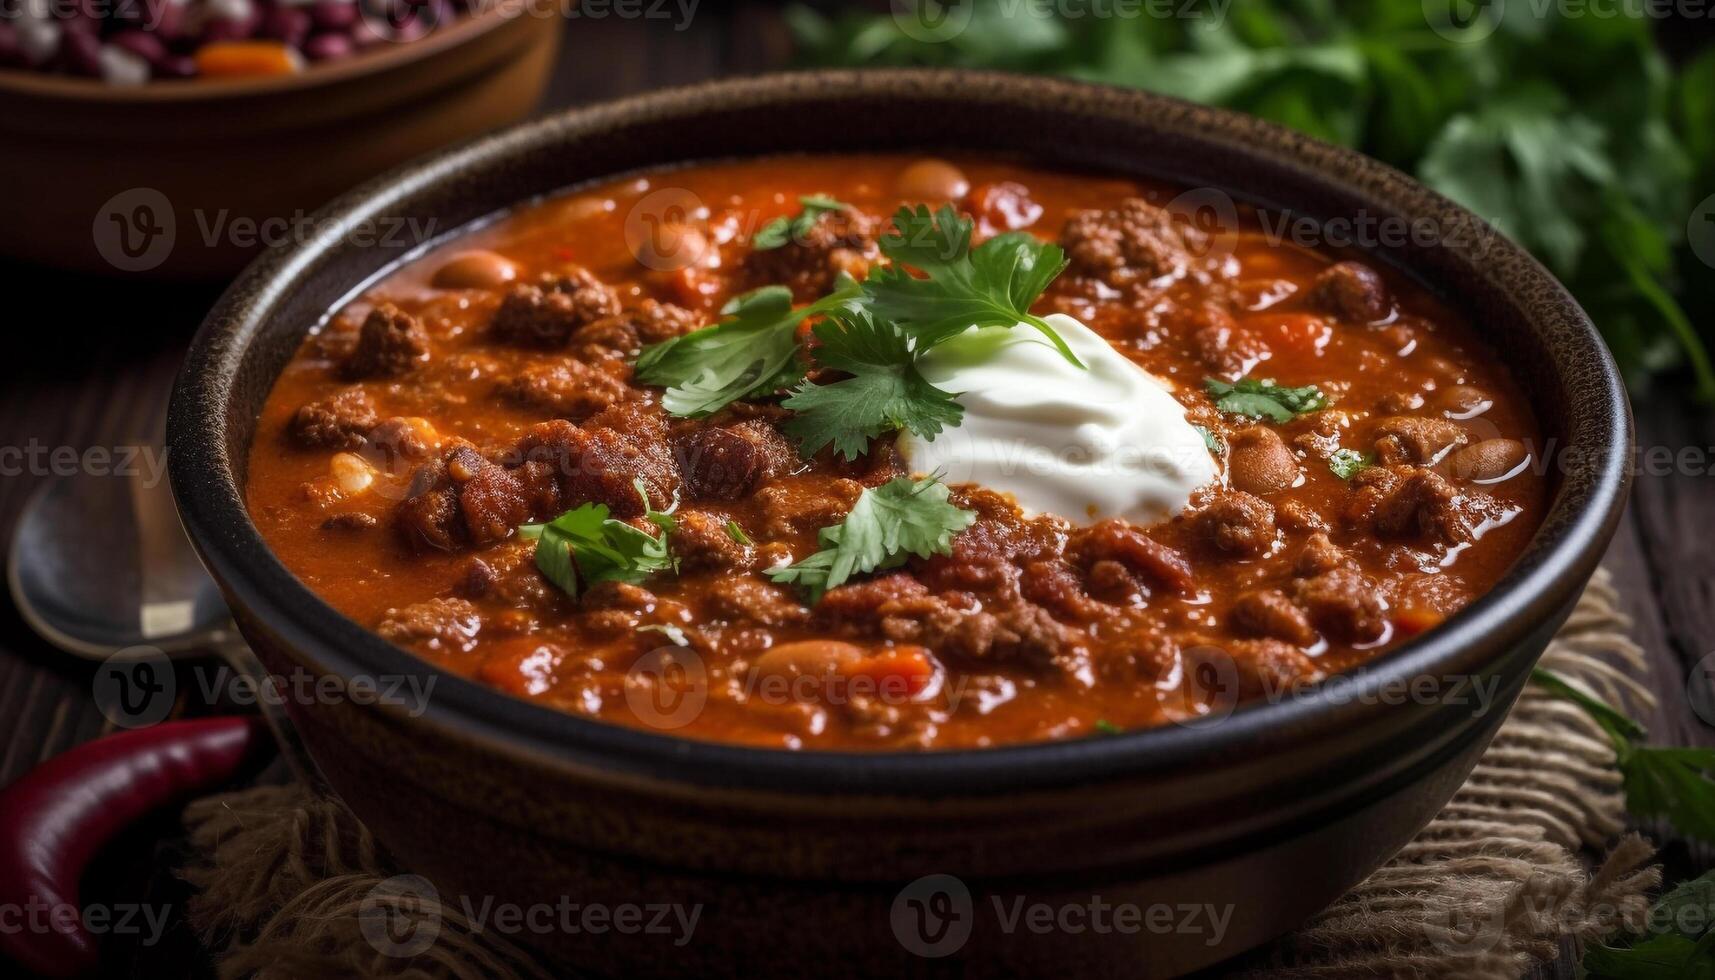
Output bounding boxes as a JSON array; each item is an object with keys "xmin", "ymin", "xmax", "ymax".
[{"xmin": 8, "ymin": 465, "xmax": 320, "ymax": 785}]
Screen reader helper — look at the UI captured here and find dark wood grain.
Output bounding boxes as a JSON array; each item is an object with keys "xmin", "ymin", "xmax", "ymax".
[{"xmin": 0, "ymin": 6, "xmax": 1709, "ymax": 977}]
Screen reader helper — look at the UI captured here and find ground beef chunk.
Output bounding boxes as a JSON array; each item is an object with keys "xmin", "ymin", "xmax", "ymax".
[
  {"xmin": 1020, "ymin": 560, "xmax": 1106, "ymax": 621},
  {"xmin": 397, "ymin": 485, "xmax": 462, "ymax": 552},
  {"xmin": 1295, "ymin": 567, "xmax": 1388, "ymax": 642},
  {"xmin": 818, "ymin": 573, "xmax": 1083, "ymax": 675},
  {"xmin": 913, "ymin": 489, "xmax": 1061, "ymax": 601},
  {"xmin": 367, "ymin": 417, "xmax": 440, "ymax": 464},
  {"xmin": 1183, "ymin": 306, "xmax": 1266, "ymax": 378},
  {"xmin": 1373, "ymin": 415, "xmax": 1469, "ymax": 465},
  {"xmin": 1227, "ymin": 639, "xmax": 1324, "ymax": 700},
  {"xmin": 755, "ymin": 478, "xmax": 864, "ymax": 537},
  {"xmin": 1096, "ymin": 626, "xmax": 1180, "ymax": 683},
  {"xmin": 1195, "ymin": 491, "xmax": 1277, "ymax": 557},
  {"xmin": 377, "ymin": 597, "xmax": 481, "ymax": 653},
  {"xmin": 706, "ymin": 576, "xmax": 808, "ymax": 626},
  {"xmin": 1275, "ymin": 500, "xmax": 1328, "ymax": 533},
  {"xmin": 743, "ymin": 207, "xmax": 880, "ymax": 301},
  {"xmin": 288, "ymin": 388, "xmax": 378, "ymax": 450},
  {"xmin": 671, "ymin": 511, "xmax": 756, "ymax": 573},
  {"xmin": 1085, "ymin": 559, "xmax": 1146, "ymax": 605},
  {"xmin": 515, "ymin": 402, "xmax": 680, "ymax": 517},
  {"xmin": 491, "ymin": 269, "xmax": 621, "ymax": 347},
  {"xmin": 343, "ymin": 303, "xmax": 429, "ymax": 379},
  {"xmin": 676, "ymin": 421, "xmax": 798, "ymax": 501},
  {"xmin": 570, "ymin": 300, "xmax": 702, "ymax": 362},
  {"xmin": 1349, "ymin": 466, "xmax": 1474, "ymax": 543},
  {"xmin": 1230, "ymin": 589, "xmax": 1318, "ymax": 646},
  {"xmin": 1074, "ymin": 519, "xmax": 1195, "ymax": 593},
  {"xmin": 1293, "ymin": 532, "xmax": 1347, "ymax": 577},
  {"xmin": 445, "ymin": 445, "xmax": 533, "ymax": 546},
  {"xmin": 396, "ymin": 444, "xmax": 558, "ymax": 553},
  {"xmin": 494, "ymin": 360, "xmax": 631, "ymax": 420},
  {"xmin": 456, "ymin": 539, "xmax": 564, "ymax": 612},
  {"xmin": 320, "ymin": 512, "xmax": 377, "ymax": 531},
  {"xmin": 1311, "ymin": 261, "xmax": 1390, "ymax": 323},
  {"xmin": 815, "ymin": 572, "xmax": 930, "ymax": 622},
  {"xmin": 1061, "ymin": 198, "xmax": 1207, "ymax": 289}
]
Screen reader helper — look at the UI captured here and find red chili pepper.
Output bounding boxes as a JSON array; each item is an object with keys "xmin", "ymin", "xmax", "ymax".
[{"xmin": 0, "ymin": 716, "xmax": 266, "ymax": 977}]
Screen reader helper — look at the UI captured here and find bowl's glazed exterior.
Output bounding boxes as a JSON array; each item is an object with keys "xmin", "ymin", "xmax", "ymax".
[
  {"xmin": 0, "ymin": 5, "xmax": 560, "ymax": 279},
  {"xmin": 168, "ymin": 71, "xmax": 1632, "ymax": 978}
]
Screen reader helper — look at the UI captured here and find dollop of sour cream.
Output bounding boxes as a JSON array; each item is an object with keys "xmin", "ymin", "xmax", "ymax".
[{"xmin": 898, "ymin": 313, "xmax": 1219, "ymax": 524}]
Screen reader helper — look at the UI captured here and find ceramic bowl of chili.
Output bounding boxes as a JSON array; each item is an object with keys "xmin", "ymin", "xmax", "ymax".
[
  {"xmin": 0, "ymin": 0, "xmax": 560, "ymax": 278},
  {"xmin": 167, "ymin": 70, "xmax": 1632, "ymax": 978}
]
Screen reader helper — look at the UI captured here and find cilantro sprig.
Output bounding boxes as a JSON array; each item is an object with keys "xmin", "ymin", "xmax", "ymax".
[
  {"xmin": 865, "ymin": 204, "xmax": 1079, "ymax": 367},
  {"xmin": 635, "ymin": 277, "xmax": 860, "ymax": 417},
  {"xmin": 520, "ymin": 481, "xmax": 677, "ymax": 597},
  {"xmin": 1533, "ymin": 667, "xmax": 1715, "ymax": 844},
  {"xmin": 1583, "ymin": 870, "xmax": 1715, "ymax": 976},
  {"xmin": 782, "ymin": 309, "xmax": 964, "ymax": 460},
  {"xmin": 768, "ymin": 475, "xmax": 975, "ymax": 602},
  {"xmin": 1328, "ymin": 448, "xmax": 1372, "ymax": 480},
  {"xmin": 752, "ymin": 194, "xmax": 852, "ymax": 251},
  {"xmin": 1204, "ymin": 377, "xmax": 1328, "ymax": 423}
]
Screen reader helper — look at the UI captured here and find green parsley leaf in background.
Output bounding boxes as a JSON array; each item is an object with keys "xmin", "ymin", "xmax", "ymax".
[
  {"xmin": 1582, "ymin": 869, "xmax": 1715, "ymax": 978},
  {"xmin": 520, "ymin": 481, "xmax": 677, "ymax": 597},
  {"xmin": 1204, "ymin": 377, "xmax": 1328, "ymax": 422},
  {"xmin": 635, "ymin": 277, "xmax": 861, "ymax": 416},
  {"xmin": 752, "ymin": 194, "xmax": 853, "ymax": 251},
  {"xmin": 768, "ymin": 475, "xmax": 976, "ymax": 601},
  {"xmin": 782, "ymin": 308, "xmax": 965, "ymax": 459}
]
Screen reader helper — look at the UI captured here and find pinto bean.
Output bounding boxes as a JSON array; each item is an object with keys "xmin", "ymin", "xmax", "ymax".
[
  {"xmin": 897, "ymin": 158, "xmax": 970, "ymax": 201},
  {"xmin": 1227, "ymin": 426, "xmax": 1299, "ymax": 495},
  {"xmin": 752, "ymin": 640, "xmax": 865, "ymax": 684},
  {"xmin": 1437, "ymin": 384, "xmax": 1493, "ymax": 418},
  {"xmin": 432, "ymin": 250, "xmax": 519, "ymax": 290},
  {"xmin": 1444, "ymin": 438, "xmax": 1529, "ymax": 483}
]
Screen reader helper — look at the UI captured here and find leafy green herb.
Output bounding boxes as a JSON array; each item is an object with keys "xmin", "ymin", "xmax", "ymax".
[
  {"xmin": 520, "ymin": 481, "xmax": 677, "ymax": 597},
  {"xmin": 1193, "ymin": 424, "xmax": 1224, "ymax": 456},
  {"xmin": 1533, "ymin": 667, "xmax": 1715, "ymax": 844},
  {"xmin": 1204, "ymin": 377, "xmax": 1328, "ymax": 422},
  {"xmin": 635, "ymin": 278, "xmax": 860, "ymax": 417},
  {"xmin": 864, "ymin": 204, "xmax": 1079, "ymax": 367},
  {"xmin": 724, "ymin": 520, "xmax": 752, "ymax": 545},
  {"xmin": 752, "ymin": 194, "xmax": 852, "ymax": 250},
  {"xmin": 1328, "ymin": 448, "xmax": 1371, "ymax": 480},
  {"xmin": 789, "ymin": 2, "xmax": 1715, "ymax": 398},
  {"xmin": 781, "ymin": 309, "xmax": 964, "ymax": 460},
  {"xmin": 768, "ymin": 475, "xmax": 975, "ymax": 602},
  {"xmin": 1582, "ymin": 869, "xmax": 1715, "ymax": 977},
  {"xmin": 1093, "ymin": 719, "xmax": 1124, "ymax": 735}
]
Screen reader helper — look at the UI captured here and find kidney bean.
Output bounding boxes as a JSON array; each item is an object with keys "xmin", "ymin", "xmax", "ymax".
[
  {"xmin": 0, "ymin": 23, "xmax": 21, "ymax": 68},
  {"xmin": 156, "ymin": 53, "xmax": 198, "ymax": 77},
  {"xmin": 97, "ymin": 43, "xmax": 152, "ymax": 85},
  {"xmin": 752, "ymin": 640, "xmax": 866, "ymax": 686},
  {"xmin": 432, "ymin": 250, "xmax": 521, "ymax": 290},
  {"xmin": 897, "ymin": 158, "xmax": 970, "ymax": 201},
  {"xmin": 302, "ymin": 30, "xmax": 354, "ymax": 61},
  {"xmin": 1228, "ymin": 425, "xmax": 1301, "ymax": 495},
  {"xmin": 15, "ymin": 18, "xmax": 61, "ymax": 67},
  {"xmin": 59, "ymin": 27, "xmax": 102, "ymax": 76},
  {"xmin": 1445, "ymin": 438, "xmax": 1529, "ymax": 483},
  {"xmin": 310, "ymin": 0, "xmax": 360, "ymax": 30},
  {"xmin": 260, "ymin": 6, "xmax": 312, "ymax": 47},
  {"xmin": 108, "ymin": 29, "xmax": 168, "ymax": 65}
]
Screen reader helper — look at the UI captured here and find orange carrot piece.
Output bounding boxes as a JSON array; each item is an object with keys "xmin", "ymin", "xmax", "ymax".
[{"xmin": 195, "ymin": 42, "xmax": 304, "ymax": 79}]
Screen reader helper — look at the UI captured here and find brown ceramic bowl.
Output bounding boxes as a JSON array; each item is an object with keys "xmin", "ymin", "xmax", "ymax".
[
  {"xmin": 168, "ymin": 71, "xmax": 1631, "ymax": 978},
  {"xmin": 0, "ymin": 4, "xmax": 560, "ymax": 279}
]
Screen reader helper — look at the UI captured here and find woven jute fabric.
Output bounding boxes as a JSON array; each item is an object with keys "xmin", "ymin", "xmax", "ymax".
[{"xmin": 178, "ymin": 570, "xmax": 1661, "ymax": 980}]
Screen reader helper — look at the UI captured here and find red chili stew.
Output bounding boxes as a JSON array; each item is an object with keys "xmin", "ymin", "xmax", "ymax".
[{"xmin": 246, "ymin": 154, "xmax": 1545, "ymax": 750}]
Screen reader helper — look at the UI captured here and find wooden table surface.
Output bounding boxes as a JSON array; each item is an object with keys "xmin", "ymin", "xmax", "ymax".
[{"xmin": 1, "ymin": 7, "xmax": 1710, "ymax": 977}]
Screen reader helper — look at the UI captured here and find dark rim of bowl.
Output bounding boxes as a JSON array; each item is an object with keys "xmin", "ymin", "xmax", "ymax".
[{"xmin": 169, "ymin": 69, "xmax": 1631, "ymax": 797}]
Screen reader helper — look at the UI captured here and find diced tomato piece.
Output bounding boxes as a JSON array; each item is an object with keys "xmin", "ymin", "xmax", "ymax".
[
  {"xmin": 1392, "ymin": 608, "xmax": 1445, "ymax": 638},
  {"xmin": 966, "ymin": 181, "xmax": 1044, "ymax": 236},
  {"xmin": 840, "ymin": 646, "xmax": 936, "ymax": 699}
]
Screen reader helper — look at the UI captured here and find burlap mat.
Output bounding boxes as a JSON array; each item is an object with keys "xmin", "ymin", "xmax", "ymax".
[{"xmin": 177, "ymin": 569, "xmax": 1661, "ymax": 979}]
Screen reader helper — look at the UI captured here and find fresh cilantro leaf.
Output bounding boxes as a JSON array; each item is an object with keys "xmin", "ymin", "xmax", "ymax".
[
  {"xmin": 768, "ymin": 475, "xmax": 975, "ymax": 602},
  {"xmin": 1193, "ymin": 424, "xmax": 1224, "ymax": 456},
  {"xmin": 1204, "ymin": 377, "xmax": 1328, "ymax": 422},
  {"xmin": 752, "ymin": 194, "xmax": 853, "ymax": 251},
  {"xmin": 1582, "ymin": 870, "xmax": 1715, "ymax": 977},
  {"xmin": 521, "ymin": 480, "xmax": 677, "ymax": 597},
  {"xmin": 865, "ymin": 204, "xmax": 1080, "ymax": 366},
  {"xmin": 1093, "ymin": 719, "xmax": 1124, "ymax": 735},
  {"xmin": 782, "ymin": 309, "xmax": 964, "ymax": 460},
  {"xmin": 1328, "ymin": 448, "xmax": 1371, "ymax": 480},
  {"xmin": 635, "ymin": 278, "xmax": 860, "ymax": 417},
  {"xmin": 724, "ymin": 519, "xmax": 752, "ymax": 545},
  {"xmin": 1533, "ymin": 667, "xmax": 1715, "ymax": 843}
]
